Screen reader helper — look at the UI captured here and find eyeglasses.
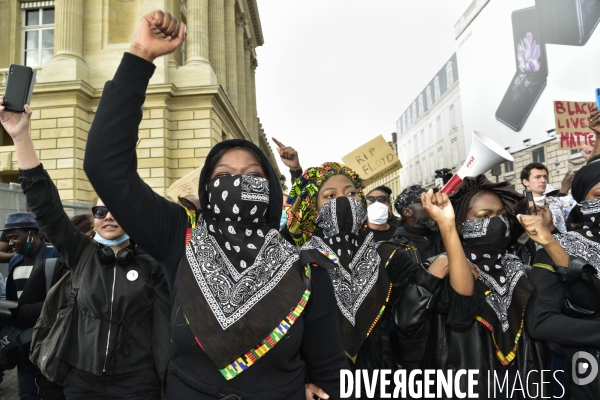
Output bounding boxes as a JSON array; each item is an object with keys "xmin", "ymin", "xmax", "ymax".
[
  {"xmin": 91, "ymin": 206, "xmax": 109, "ymax": 219},
  {"xmin": 366, "ymin": 195, "xmax": 389, "ymax": 204}
]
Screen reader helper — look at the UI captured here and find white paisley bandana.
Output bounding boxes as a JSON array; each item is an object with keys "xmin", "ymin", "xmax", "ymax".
[
  {"xmin": 553, "ymin": 198, "xmax": 600, "ymax": 277},
  {"xmin": 187, "ymin": 174, "xmax": 299, "ymax": 329}
]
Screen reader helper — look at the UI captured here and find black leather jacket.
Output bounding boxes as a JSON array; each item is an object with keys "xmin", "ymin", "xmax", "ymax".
[
  {"xmin": 397, "ymin": 270, "xmax": 552, "ymax": 399},
  {"xmin": 526, "ymin": 253, "xmax": 600, "ymax": 400}
]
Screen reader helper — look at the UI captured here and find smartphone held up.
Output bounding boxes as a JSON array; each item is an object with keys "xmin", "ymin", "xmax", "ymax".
[{"xmin": 2, "ymin": 64, "xmax": 36, "ymax": 113}]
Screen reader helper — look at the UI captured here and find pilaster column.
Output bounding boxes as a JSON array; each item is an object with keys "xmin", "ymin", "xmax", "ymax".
[
  {"xmin": 244, "ymin": 38, "xmax": 254, "ymax": 141},
  {"xmin": 208, "ymin": 0, "xmax": 226, "ymax": 85},
  {"xmin": 250, "ymin": 58, "xmax": 259, "ymax": 143},
  {"xmin": 54, "ymin": 0, "xmax": 84, "ymax": 60},
  {"xmin": 236, "ymin": 13, "xmax": 247, "ymax": 127},
  {"xmin": 185, "ymin": 0, "xmax": 210, "ymax": 65},
  {"xmin": 224, "ymin": 0, "xmax": 238, "ymax": 107}
]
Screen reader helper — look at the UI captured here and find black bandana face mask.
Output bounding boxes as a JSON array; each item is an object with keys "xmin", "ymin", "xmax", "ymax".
[
  {"xmin": 315, "ymin": 196, "xmax": 367, "ymax": 238},
  {"xmin": 207, "ymin": 175, "xmax": 269, "ymax": 225},
  {"xmin": 314, "ymin": 196, "xmax": 367, "ymax": 267},
  {"xmin": 461, "ymin": 215, "xmax": 511, "ymax": 255},
  {"xmin": 580, "ymin": 199, "xmax": 600, "ymax": 233}
]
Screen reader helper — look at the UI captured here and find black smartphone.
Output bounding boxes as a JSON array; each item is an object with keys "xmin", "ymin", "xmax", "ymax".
[
  {"xmin": 496, "ymin": 7, "xmax": 548, "ymax": 132},
  {"xmin": 3, "ymin": 64, "xmax": 36, "ymax": 113},
  {"xmin": 523, "ymin": 189, "xmax": 535, "ymax": 215}
]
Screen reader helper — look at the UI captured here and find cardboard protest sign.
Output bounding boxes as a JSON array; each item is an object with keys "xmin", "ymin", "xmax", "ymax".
[
  {"xmin": 165, "ymin": 166, "xmax": 201, "ymax": 201},
  {"xmin": 554, "ymin": 101, "xmax": 596, "ymax": 149},
  {"xmin": 342, "ymin": 135, "xmax": 402, "ymax": 187}
]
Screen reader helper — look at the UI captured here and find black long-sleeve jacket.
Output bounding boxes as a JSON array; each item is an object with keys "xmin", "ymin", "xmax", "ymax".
[{"xmin": 19, "ymin": 165, "xmax": 171, "ymax": 379}]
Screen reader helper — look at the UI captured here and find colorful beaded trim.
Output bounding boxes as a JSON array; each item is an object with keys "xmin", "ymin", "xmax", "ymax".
[
  {"xmin": 219, "ymin": 289, "xmax": 311, "ymax": 380},
  {"xmin": 476, "ymin": 308, "xmax": 525, "ymax": 366}
]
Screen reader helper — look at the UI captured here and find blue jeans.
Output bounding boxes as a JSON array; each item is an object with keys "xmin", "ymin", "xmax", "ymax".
[{"xmin": 17, "ymin": 362, "xmax": 41, "ymax": 400}]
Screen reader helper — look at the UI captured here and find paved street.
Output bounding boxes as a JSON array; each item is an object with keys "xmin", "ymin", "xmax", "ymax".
[{"xmin": 0, "ymin": 368, "xmax": 19, "ymax": 398}]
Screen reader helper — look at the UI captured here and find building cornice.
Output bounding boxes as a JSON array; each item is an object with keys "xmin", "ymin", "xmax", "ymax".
[{"xmin": 244, "ymin": 0, "xmax": 264, "ymax": 47}]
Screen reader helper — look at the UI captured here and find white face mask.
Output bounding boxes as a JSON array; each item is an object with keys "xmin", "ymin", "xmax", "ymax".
[{"xmin": 367, "ymin": 202, "xmax": 389, "ymax": 225}]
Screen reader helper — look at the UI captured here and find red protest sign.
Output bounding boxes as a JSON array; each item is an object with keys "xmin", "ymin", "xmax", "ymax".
[{"xmin": 554, "ymin": 101, "xmax": 596, "ymax": 149}]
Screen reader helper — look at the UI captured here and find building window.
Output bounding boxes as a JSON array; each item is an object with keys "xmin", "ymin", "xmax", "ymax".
[
  {"xmin": 420, "ymin": 130, "xmax": 425, "ymax": 149},
  {"xmin": 437, "ymin": 147, "xmax": 444, "ymax": 170},
  {"xmin": 418, "ymin": 94, "xmax": 424, "ymax": 115},
  {"xmin": 451, "ymin": 138, "xmax": 459, "ymax": 166},
  {"xmin": 570, "ymin": 148, "xmax": 580, "ymax": 155},
  {"xmin": 446, "ymin": 61, "xmax": 454, "ymax": 88},
  {"xmin": 411, "ymin": 103, "xmax": 417, "ymax": 124},
  {"xmin": 426, "ymin": 86, "xmax": 432, "ymax": 108},
  {"xmin": 409, "ymin": 165, "xmax": 414, "ymax": 184},
  {"xmin": 415, "ymin": 161, "xmax": 422, "ymax": 184},
  {"xmin": 532, "ymin": 147, "xmax": 545, "ymax": 163},
  {"xmin": 422, "ymin": 157, "xmax": 427, "ymax": 182},
  {"xmin": 429, "ymin": 153, "xmax": 435, "ymax": 181},
  {"xmin": 504, "ymin": 160, "xmax": 514, "ymax": 173},
  {"xmin": 413, "ymin": 135, "xmax": 418, "ymax": 153},
  {"xmin": 406, "ymin": 111, "xmax": 411, "ymax": 127},
  {"xmin": 434, "ymin": 76, "xmax": 441, "ymax": 100},
  {"xmin": 401, "ymin": 115, "xmax": 406, "ymax": 134},
  {"xmin": 22, "ymin": 5, "xmax": 54, "ymax": 67},
  {"xmin": 428, "ymin": 123, "xmax": 433, "ymax": 141},
  {"xmin": 449, "ymin": 104, "xmax": 455, "ymax": 126},
  {"xmin": 436, "ymin": 116, "xmax": 442, "ymax": 136}
]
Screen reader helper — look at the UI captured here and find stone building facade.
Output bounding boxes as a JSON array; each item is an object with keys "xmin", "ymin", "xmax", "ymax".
[
  {"xmin": 0, "ymin": 0, "xmax": 280, "ymax": 202},
  {"xmin": 394, "ymin": 53, "xmax": 466, "ymax": 192}
]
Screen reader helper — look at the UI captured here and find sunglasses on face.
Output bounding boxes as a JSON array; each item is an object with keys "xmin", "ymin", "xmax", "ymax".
[
  {"xmin": 91, "ymin": 206, "xmax": 109, "ymax": 219},
  {"xmin": 366, "ymin": 195, "xmax": 389, "ymax": 204}
]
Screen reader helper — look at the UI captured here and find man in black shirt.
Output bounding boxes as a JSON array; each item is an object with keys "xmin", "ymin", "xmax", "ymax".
[{"xmin": 392, "ymin": 185, "xmax": 444, "ymax": 262}]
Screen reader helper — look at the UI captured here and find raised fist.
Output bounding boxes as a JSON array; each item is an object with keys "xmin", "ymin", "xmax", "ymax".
[{"xmin": 129, "ymin": 10, "xmax": 186, "ymax": 62}]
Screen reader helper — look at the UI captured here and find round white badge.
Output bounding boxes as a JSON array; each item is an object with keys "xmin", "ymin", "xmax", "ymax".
[{"xmin": 127, "ymin": 270, "xmax": 138, "ymax": 282}]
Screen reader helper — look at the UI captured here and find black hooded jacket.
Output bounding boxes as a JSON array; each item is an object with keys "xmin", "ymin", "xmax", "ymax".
[{"xmin": 84, "ymin": 52, "xmax": 348, "ymax": 399}]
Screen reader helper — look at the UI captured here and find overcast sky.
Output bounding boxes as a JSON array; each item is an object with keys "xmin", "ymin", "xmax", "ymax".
[{"xmin": 255, "ymin": 0, "xmax": 473, "ymax": 187}]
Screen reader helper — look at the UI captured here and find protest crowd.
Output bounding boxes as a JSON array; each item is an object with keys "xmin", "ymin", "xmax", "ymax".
[{"xmin": 0, "ymin": 10, "xmax": 599, "ymax": 400}]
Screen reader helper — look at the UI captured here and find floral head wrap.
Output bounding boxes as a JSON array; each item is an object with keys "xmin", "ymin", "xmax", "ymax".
[{"xmin": 286, "ymin": 162, "xmax": 365, "ymax": 245}]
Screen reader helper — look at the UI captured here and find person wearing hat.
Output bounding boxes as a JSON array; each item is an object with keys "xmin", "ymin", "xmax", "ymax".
[
  {"xmin": 392, "ymin": 185, "xmax": 444, "ymax": 262},
  {"xmin": 1, "ymin": 212, "xmax": 58, "ymax": 400}
]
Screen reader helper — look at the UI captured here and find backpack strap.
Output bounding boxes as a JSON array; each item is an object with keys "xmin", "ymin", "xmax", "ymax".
[
  {"xmin": 70, "ymin": 243, "xmax": 96, "ymax": 294},
  {"xmin": 44, "ymin": 258, "xmax": 58, "ymax": 294}
]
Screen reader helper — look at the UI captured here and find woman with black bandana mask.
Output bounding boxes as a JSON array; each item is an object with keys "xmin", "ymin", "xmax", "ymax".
[
  {"xmin": 411, "ymin": 174, "xmax": 551, "ymax": 399},
  {"xmin": 519, "ymin": 158, "xmax": 600, "ymax": 400},
  {"xmin": 285, "ymin": 162, "xmax": 477, "ymax": 397},
  {"xmin": 82, "ymin": 11, "xmax": 350, "ymax": 399}
]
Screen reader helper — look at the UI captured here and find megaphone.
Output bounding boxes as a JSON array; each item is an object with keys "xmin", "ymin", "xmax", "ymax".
[{"xmin": 440, "ymin": 131, "xmax": 513, "ymax": 194}]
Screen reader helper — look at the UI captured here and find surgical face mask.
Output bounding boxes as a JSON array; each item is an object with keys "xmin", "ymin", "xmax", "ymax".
[
  {"xmin": 21, "ymin": 231, "xmax": 34, "ymax": 256},
  {"xmin": 280, "ymin": 211, "xmax": 287, "ymax": 230},
  {"xmin": 367, "ymin": 202, "xmax": 389, "ymax": 225}
]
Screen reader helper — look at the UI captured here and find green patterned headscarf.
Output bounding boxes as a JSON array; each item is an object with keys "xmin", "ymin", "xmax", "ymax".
[{"xmin": 286, "ymin": 162, "xmax": 365, "ymax": 245}]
